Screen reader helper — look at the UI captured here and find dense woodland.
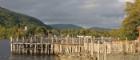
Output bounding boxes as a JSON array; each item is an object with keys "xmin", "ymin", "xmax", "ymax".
[
  {"xmin": 0, "ymin": 7, "xmax": 51, "ymax": 39},
  {"xmin": 0, "ymin": 0, "xmax": 140, "ymax": 40}
]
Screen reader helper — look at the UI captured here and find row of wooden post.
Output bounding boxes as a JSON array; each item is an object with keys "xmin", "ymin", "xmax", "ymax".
[{"xmin": 10, "ymin": 36, "xmax": 140, "ymax": 58}]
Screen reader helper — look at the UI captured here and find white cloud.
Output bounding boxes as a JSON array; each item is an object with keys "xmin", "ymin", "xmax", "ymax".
[
  {"xmin": 80, "ymin": 0, "xmax": 96, "ymax": 9},
  {"xmin": 118, "ymin": 0, "xmax": 135, "ymax": 3},
  {"xmin": 81, "ymin": 4, "xmax": 96, "ymax": 9},
  {"xmin": 125, "ymin": 0, "xmax": 135, "ymax": 3}
]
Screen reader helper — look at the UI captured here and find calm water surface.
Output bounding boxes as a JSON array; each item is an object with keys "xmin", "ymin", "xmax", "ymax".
[{"xmin": 0, "ymin": 40, "xmax": 140, "ymax": 60}]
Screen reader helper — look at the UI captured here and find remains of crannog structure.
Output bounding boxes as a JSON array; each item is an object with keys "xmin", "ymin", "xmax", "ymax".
[{"xmin": 10, "ymin": 26, "xmax": 140, "ymax": 56}]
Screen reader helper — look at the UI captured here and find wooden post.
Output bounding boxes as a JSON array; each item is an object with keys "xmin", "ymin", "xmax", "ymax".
[
  {"xmin": 93, "ymin": 36, "xmax": 95, "ymax": 55},
  {"xmin": 78, "ymin": 37, "xmax": 80, "ymax": 54},
  {"xmin": 104, "ymin": 42, "xmax": 107, "ymax": 60},
  {"xmin": 41, "ymin": 37, "xmax": 43, "ymax": 54},
  {"xmin": 117, "ymin": 37, "xmax": 120, "ymax": 41},
  {"xmin": 98, "ymin": 40, "xmax": 100, "ymax": 60},
  {"xmin": 10, "ymin": 37, "xmax": 13, "ymax": 53},
  {"xmin": 16, "ymin": 36, "xmax": 19, "ymax": 43},
  {"xmin": 125, "ymin": 37, "xmax": 128, "ymax": 53}
]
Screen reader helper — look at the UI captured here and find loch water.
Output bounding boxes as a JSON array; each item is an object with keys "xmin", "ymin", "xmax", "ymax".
[{"xmin": 0, "ymin": 40, "xmax": 140, "ymax": 60}]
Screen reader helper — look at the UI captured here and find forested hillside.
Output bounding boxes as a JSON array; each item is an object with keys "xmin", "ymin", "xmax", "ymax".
[
  {"xmin": 49, "ymin": 24, "xmax": 83, "ymax": 29},
  {"xmin": 0, "ymin": 7, "xmax": 51, "ymax": 39}
]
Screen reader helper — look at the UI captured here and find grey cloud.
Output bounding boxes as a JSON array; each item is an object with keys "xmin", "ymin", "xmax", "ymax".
[{"xmin": 0, "ymin": 0, "xmax": 125, "ymax": 28}]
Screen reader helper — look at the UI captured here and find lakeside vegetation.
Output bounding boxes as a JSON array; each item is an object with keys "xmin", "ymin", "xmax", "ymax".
[
  {"xmin": 0, "ymin": 7, "xmax": 51, "ymax": 39},
  {"xmin": 121, "ymin": 0, "xmax": 140, "ymax": 40}
]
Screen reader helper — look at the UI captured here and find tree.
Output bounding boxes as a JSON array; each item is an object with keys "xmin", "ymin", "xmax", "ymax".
[
  {"xmin": 122, "ymin": 0, "xmax": 140, "ymax": 40},
  {"xmin": 33, "ymin": 26, "xmax": 48, "ymax": 36}
]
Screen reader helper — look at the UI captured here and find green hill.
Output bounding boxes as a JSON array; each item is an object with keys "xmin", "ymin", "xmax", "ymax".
[
  {"xmin": 49, "ymin": 24, "xmax": 83, "ymax": 29},
  {"xmin": 89, "ymin": 27, "xmax": 112, "ymax": 31},
  {"xmin": 0, "ymin": 7, "xmax": 51, "ymax": 39},
  {"xmin": 0, "ymin": 7, "xmax": 51, "ymax": 28}
]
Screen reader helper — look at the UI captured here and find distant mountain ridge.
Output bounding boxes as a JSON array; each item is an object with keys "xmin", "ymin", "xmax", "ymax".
[
  {"xmin": 49, "ymin": 24, "xmax": 112, "ymax": 31},
  {"xmin": 89, "ymin": 27, "xmax": 112, "ymax": 31},
  {"xmin": 49, "ymin": 24, "xmax": 83, "ymax": 29}
]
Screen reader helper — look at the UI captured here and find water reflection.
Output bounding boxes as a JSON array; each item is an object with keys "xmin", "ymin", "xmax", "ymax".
[
  {"xmin": 8, "ymin": 54, "xmax": 140, "ymax": 60},
  {"xmin": 0, "ymin": 40, "xmax": 140, "ymax": 60},
  {"xmin": 10, "ymin": 55, "xmax": 60, "ymax": 60},
  {"xmin": 0, "ymin": 40, "xmax": 10, "ymax": 60}
]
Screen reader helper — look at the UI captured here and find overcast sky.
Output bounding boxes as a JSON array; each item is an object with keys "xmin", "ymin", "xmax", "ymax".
[{"xmin": 0, "ymin": 0, "xmax": 127, "ymax": 28}]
